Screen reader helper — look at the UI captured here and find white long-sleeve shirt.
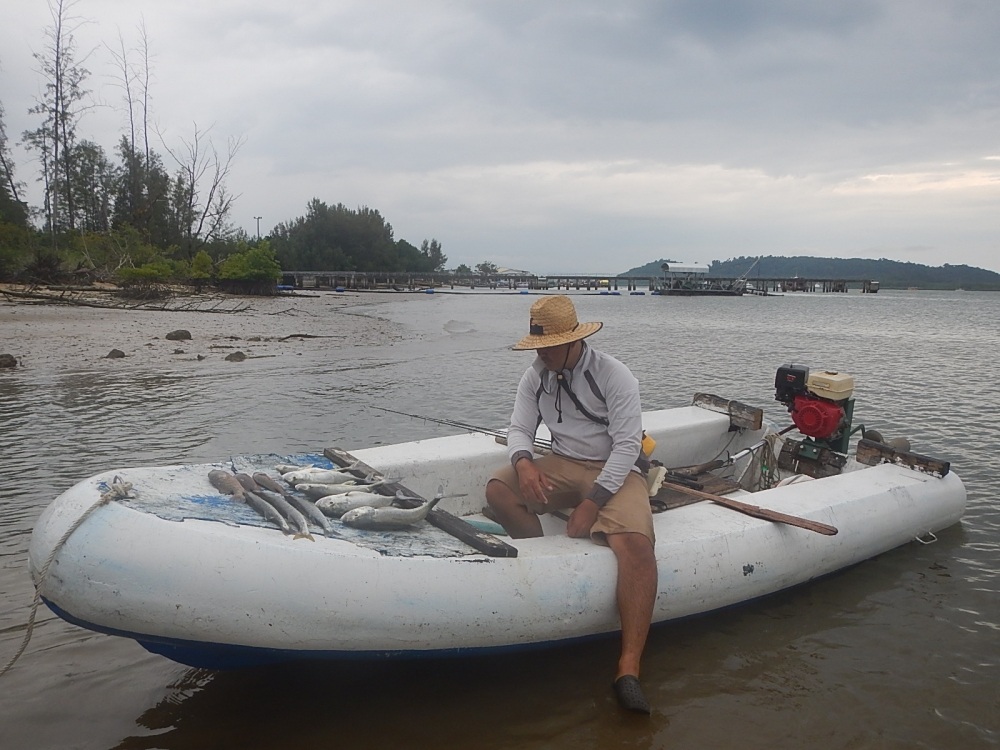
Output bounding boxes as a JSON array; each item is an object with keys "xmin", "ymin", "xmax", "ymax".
[{"xmin": 506, "ymin": 342, "xmax": 644, "ymax": 507}]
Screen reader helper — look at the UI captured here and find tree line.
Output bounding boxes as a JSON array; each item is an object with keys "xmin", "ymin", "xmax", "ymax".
[
  {"xmin": 623, "ymin": 256, "xmax": 1000, "ymax": 290},
  {"xmin": 709, "ymin": 256, "xmax": 1000, "ymax": 290},
  {"xmin": 0, "ymin": 0, "xmax": 494, "ymax": 290}
]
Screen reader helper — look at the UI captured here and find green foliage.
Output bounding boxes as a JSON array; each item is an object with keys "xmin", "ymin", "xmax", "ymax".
[
  {"xmin": 0, "ymin": 190, "xmax": 29, "ymax": 228},
  {"xmin": 66, "ymin": 227, "xmax": 160, "ymax": 278},
  {"xmin": 112, "ymin": 137, "xmax": 175, "ymax": 248},
  {"xmin": 0, "ymin": 222, "xmax": 39, "ymax": 280},
  {"xmin": 116, "ymin": 260, "xmax": 173, "ymax": 285},
  {"xmin": 269, "ymin": 199, "xmax": 440, "ymax": 273},
  {"xmin": 113, "ymin": 257, "xmax": 175, "ymax": 299},
  {"xmin": 218, "ymin": 240, "xmax": 281, "ymax": 282},
  {"xmin": 419, "ymin": 238, "xmax": 447, "ymax": 272},
  {"xmin": 475, "ymin": 261, "xmax": 499, "ymax": 276},
  {"xmin": 454, "ymin": 263, "xmax": 472, "ymax": 274},
  {"xmin": 189, "ymin": 249, "xmax": 214, "ymax": 280}
]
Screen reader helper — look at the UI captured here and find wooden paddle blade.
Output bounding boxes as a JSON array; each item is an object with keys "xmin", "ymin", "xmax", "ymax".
[{"xmin": 661, "ymin": 480, "xmax": 838, "ymax": 536}]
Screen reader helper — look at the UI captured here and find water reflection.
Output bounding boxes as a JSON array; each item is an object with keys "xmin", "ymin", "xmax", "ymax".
[
  {"xmin": 1, "ymin": 290, "xmax": 998, "ymax": 749},
  {"xmin": 105, "ymin": 532, "xmax": 968, "ymax": 750}
]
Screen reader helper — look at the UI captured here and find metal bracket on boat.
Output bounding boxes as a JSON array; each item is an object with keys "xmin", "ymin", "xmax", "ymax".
[
  {"xmin": 777, "ymin": 438, "xmax": 847, "ymax": 479},
  {"xmin": 855, "ymin": 439, "xmax": 950, "ymax": 477},
  {"xmin": 914, "ymin": 531, "xmax": 938, "ymax": 545},
  {"xmin": 692, "ymin": 393, "xmax": 764, "ymax": 432}
]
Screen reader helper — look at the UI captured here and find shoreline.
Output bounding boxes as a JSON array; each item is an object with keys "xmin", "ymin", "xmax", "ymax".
[{"xmin": 0, "ymin": 285, "xmax": 407, "ymax": 372}]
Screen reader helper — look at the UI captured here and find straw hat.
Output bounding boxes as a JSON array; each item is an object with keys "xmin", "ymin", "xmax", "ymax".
[{"xmin": 512, "ymin": 295, "xmax": 603, "ymax": 350}]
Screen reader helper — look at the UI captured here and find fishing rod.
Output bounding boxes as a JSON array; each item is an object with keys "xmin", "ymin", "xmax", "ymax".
[
  {"xmin": 368, "ymin": 405, "xmax": 554, "ymax": 451},
  {"xmin": 371, "ymin": 406, "xmax": 792, "ymax": 473}
]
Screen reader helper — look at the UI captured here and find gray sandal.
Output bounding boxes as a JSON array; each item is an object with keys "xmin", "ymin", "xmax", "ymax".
[{"xmin": 614, "ymin": 675, "xmax": 651, "ymax": 714}]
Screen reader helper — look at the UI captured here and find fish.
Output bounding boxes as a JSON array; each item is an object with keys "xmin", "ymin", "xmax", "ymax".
[
  {"xmin": 294, "ymin": 481, "xmax": 360, "ymax": 499},
  {"xmin": 315, "ymin": 490, "xmax": 398, "ymax": 518},
  {"xmin": 252, "ymin": 472, "xmax": 336, "ymax": 537},
  {"xmin": 295, "ymin": 477, "xmax": 398, "ymax": 500},
  {"xmin": 279, "ymin": 464, "xmax": 367, "ymax": 486},
  {"xmin": 339, "ymin": 486, "xmax": 466, "ymax": 531},
  {"xmin": 234, "ymin": 473, "xmax": 314, "ymax": 541},
  {"xmin": 208, "ymin": 469, "xmax": 292, "ymax": 535},
  {"xmin": 274, "ymin": 463, "xmax": 313, "ymax": 474},
  {"xmin": 281, "ymin": 469, "xmax": 365, "ymax": 486}
]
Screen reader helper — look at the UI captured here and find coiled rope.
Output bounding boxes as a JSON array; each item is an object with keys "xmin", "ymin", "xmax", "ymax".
[{"xmin": 0, "ymin": 476, "xmax": 132, "ymax": 678}]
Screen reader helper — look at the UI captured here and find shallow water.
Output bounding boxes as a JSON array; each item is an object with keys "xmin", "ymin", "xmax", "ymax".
[{"xmin": 1, "ymin": 288, "xmax": 997, "ymax": 749}]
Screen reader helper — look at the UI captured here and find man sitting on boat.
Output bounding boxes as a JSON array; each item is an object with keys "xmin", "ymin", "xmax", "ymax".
[{"xmin": 485, "ymin": 295, "xmax": 658, "ymax": 714}]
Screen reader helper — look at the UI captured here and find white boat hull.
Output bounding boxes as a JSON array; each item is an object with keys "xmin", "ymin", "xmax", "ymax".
[{"xmin": 28, "ymin": 406, "xmax": 966, "ymax": 667}]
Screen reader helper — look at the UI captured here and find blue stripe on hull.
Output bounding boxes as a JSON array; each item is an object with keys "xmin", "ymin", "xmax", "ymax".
[{"xmin": 43, "ymin": 599, "xmax": 606, "ymax": 669}]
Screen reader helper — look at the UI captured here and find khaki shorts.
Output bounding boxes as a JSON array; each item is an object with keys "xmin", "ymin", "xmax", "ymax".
[{"xmin": 489, "ymin": 453, "xmax": 655, "ymax": 545}]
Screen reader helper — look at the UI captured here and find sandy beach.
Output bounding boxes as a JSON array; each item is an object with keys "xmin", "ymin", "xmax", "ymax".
[{"xmin": 0, "ymin": 286, "xmax": 406, "ymax": 371}]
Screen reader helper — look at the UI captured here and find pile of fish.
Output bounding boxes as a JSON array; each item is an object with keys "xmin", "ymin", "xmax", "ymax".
[{"xmin": 206, "ymin": 462, "xmax": 450, "ymax": 539}]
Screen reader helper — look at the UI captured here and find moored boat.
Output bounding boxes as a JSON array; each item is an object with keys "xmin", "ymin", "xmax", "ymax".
[{"xmin": 28, "ymin": 367, "xmax": 966, "ymax": 669}]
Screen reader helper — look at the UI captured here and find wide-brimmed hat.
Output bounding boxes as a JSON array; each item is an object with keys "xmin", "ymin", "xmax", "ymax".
[{"xmin": 512, "ymin": 295, "xmax": 603, "ymax": 350}]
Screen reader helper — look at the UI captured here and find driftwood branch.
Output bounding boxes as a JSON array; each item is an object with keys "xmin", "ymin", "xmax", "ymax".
[
  {"xmin": 278, "ymin": 333, "xmax": 334, "ymax": 341},
  {"xmin": 1, "ymin": 287, "xmax": 250, "ymax": 313}
]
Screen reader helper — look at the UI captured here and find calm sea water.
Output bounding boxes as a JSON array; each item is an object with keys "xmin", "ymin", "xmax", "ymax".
[{"xmin": 1, "ymin": 289, "xmax": 997, "ymax": 749}]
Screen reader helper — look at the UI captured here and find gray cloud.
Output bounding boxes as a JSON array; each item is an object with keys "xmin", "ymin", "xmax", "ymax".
[{"xmin": 2, "ymin": 0, "xmax": 997, "ymax": 273}]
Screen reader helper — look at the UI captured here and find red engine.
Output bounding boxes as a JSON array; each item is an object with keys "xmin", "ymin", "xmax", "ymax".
[
  {"xmin": 774, "ymin": 364, "xmax": 853, "ymax": 444},
  {"xmin": 788, "ymin": 394, "xmax": 845, "ymax": 440}
]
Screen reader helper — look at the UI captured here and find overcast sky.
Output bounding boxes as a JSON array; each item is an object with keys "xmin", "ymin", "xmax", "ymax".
[{"xmin": 2, "ymin": 0, "xmax": 998, "ymax": 274}]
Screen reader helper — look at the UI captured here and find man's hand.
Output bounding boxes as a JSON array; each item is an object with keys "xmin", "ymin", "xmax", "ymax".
[
  {"xmin": 515, "ymin": 457, "xmax": 554, "ymax": 504},
  {"xmin": 566, "ymin": 499, "xmax": 599, "ymax": 538}
]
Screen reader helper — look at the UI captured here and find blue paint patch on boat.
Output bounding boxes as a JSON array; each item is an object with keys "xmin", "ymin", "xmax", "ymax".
[
  {"xmin": 186, "ymin": 493, "xmax": 233, "ymax": 509},
  {"xmin": 43, "ymin": 599, "xmax": 610, "ymax": 668}
]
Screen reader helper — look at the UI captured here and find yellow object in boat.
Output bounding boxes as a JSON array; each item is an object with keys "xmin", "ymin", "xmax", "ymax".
[{"xmin": 642, "ymin": 431, "xmax": 656, "ymax": 457}]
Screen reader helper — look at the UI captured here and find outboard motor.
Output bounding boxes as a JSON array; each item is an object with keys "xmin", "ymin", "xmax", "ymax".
[{"xmin": 774, "ymin": 364, "xmax": 855, "ymax": 455}]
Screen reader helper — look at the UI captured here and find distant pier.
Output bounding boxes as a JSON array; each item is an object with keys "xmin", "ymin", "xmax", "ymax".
[{"xmin": 280, "ymin": 271, "xmax": 879, "ymax": 294}]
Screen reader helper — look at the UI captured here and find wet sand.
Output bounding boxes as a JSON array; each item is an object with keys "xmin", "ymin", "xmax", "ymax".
[{"xmin": 0, "ymin": 287, "xmax": 407, "ymax": 371}]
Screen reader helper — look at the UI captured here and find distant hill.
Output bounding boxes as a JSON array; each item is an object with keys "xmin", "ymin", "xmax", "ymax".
[{"xmin": 622, "ymin": 256, "xmax": 1000, "ymax": 290}]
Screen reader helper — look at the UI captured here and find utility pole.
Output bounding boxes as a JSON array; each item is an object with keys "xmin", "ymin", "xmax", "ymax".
[{"xmin": 254, "ymin": 216, "xmax": 262, "ymax": 241}]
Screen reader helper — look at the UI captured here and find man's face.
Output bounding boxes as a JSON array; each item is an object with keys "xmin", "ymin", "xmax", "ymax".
[{"xmin": 537, "ymin": 342, "xmax": 572, "ymax": 371}]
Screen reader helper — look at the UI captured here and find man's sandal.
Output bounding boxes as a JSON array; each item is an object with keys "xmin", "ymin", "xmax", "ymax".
[{"xmin": 613, "ymin": 675, "xmax": 651, "ymax": 714}]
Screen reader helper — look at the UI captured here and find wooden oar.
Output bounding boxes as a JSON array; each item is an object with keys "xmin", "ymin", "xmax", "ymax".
[{"xmin": 661, "ymin": 480, "xmax": 838, "ymax": 536}]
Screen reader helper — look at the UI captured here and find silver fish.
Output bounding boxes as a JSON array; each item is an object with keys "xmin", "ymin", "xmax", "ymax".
[
  {"xmin": 340, "ymin": 486, "xmax": 466, "ymax": 530},
  {"xmin": 296, "ymin": 477, "xmax": 397, "ymax": 500},
  {"xmin": 315, "ymin": 490, "xmax": 397, "ymax": 518},
  {"xmin": 280, "ymin": 465, "xmax": 368, "ymax": 486},
  {"xmin": 274, "ymin": 463, "xmax": 314, "ymax": 474},
  {"xmin": 234, "ymin": 473, "xmax": 314, "ymax": 541},
  {"xmin": 253, "ymin": 472, "xmax": 336, "ymax": 537},
  {"xmin": 208, "ymin": 469, "xmax": 292, "ymax": 535}
]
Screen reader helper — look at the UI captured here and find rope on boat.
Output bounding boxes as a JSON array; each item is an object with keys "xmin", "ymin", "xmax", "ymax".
[
  {"xmin": 739, "ymin": 433, "xmax": 783, "ymax": 490},
  {"xmin": 0, "ymin": 476, "xmax": 131, "ymax": 679}
]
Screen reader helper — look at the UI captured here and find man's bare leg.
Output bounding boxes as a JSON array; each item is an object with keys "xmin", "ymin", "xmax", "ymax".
[
  {"xmin": 485, "ymin": 479, "xmax": 543, "ymax": 538},
  {"xmin": 607, "ymin": 531, "xmax": 657, "ymax": 712}
]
